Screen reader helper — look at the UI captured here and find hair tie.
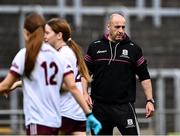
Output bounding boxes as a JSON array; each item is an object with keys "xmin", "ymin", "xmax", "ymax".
[{"xmin": 68, "ymin": 38, "xmax": 72, "ymax": 42}]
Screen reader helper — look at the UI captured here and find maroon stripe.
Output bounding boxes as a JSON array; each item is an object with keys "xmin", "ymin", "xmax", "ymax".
[
  {"xmin": 9, "ymin": 70, "xmax": 21, "ymax": 78},
  {"xmin": 75, "ymin": 79, "xmax": 81, "ymax": 82},
  {"xmin": 137, "ymin": 57, "xmax": 144, "ymax": 67},
  {"xmin": 84, "ymin": 54, "xmax": 91, "ymax": 59},
  {"xmin": 95, "ymin": 58, "xmax": 130, "ymax": 64},
  {"xmin": 63, "ymin": 70, "xmax": 73, "ymax": 77},
  {"xmin": 137, "ymin": 56, "xmax": 144, "ymax": 63},
  {"xmin": 84, "ymin": 55, "xmax": 92, "ymax": 62},
  {"xmin": 95, "ymin": 58, "xmax": 110, "ymax": 61},
  {"xmin": 114, "ymin": 60, "xmax": 130, "ymax": 63},
  {"xmin": 84, "ymin": 57, "xmax": 91, "ymax": 62}
]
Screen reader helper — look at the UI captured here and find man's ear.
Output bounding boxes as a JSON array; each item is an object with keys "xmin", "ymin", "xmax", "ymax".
[{"xmin": 57, "ymin": 32, "xmax": 63, "ymax": 40}]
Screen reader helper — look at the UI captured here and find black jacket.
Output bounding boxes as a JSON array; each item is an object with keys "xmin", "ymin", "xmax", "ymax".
[{"xmin": 84, "ymin": 34, "xmax": 150, "ymax": 104}]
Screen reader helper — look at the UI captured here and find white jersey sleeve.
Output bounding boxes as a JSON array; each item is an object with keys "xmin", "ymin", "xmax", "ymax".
[
  {"xmin": 60, "ymin": 46, "xmax": 78, "ymax": 80},
  {"xmin": 10, "ymin": 48, "xmax": 26, "ymax": 76}
]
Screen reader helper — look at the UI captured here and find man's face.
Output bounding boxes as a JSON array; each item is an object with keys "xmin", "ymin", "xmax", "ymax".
[
  {"xmin": 107, "ymin": 14, "xmax": 126, "ymax": 42},
  {"xmin": 44, "ymin": 24, "xmax": 58, "ymax": 46}
]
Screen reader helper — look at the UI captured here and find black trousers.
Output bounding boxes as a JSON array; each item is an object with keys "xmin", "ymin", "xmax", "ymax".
[{"xmin": 92, "ymin": 101, "xmax": 140, "ymax": 135}]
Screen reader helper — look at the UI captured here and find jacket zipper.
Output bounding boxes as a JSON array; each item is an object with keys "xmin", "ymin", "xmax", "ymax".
[{"xmin": 108, "ymin": 41, "xmax": 120, "ymax": 65}]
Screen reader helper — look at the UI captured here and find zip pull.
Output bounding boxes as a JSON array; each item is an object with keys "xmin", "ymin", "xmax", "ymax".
[
  {"xmin": 108, "ymin": 41, "xmax": 113, "ymax": 65},
  {"xmin": 112, "ymin": 42, "xmax": 120, "ymax": 61}
]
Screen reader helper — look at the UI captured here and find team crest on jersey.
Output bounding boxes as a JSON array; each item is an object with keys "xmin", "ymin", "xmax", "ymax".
[
  {"xmin": 126, "ymin": 119, "xmax": 135, "ymax": 128},
  {"xmin": 120, "ymin": 49, "xmax": 129, "ymax": 59},
  {"xmin": 122, "ymin": 49, "xmax": 128, "ymax": 56}
]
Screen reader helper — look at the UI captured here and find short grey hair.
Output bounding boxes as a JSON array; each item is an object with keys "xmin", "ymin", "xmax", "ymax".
[{"xmin": 105, "ymin": 12, "xmax": 125, "ymax": 25}]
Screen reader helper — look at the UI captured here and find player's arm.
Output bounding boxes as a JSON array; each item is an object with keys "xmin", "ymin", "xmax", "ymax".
[
  {"xmin": 63, "ymin": 72, "xmax": 102, "ymax": 134},
  {"xmin": 82, "ymin": 77, "xmax": 92, "ymax": 108},
  {"xmin": 0, "ymin": 72, "xmax": 18, "ymax": 95},
  {"xmin": 63, "ymin": 72, "xmax": 91, "ymax": 114}
]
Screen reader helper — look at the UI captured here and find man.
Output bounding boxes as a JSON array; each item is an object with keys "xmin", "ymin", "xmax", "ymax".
[{"xmin": 84, "ymin": 12, "xmax": 155, "ymax": 135}]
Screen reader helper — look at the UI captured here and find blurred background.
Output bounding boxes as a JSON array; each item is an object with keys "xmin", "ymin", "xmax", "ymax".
[{"xmin": 0, "ymin": 0, "xmax": 180, "ymax": 135}]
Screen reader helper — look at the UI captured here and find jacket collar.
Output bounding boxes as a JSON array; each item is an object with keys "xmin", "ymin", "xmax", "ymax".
[{"xmin": 102, "ymin": 33, "xmax": 130, "ymax": 45}]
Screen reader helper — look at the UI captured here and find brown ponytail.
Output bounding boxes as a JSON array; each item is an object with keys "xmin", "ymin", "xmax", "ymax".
[
  {"xmin": 67, "ymin": 39, "xmax": 91, "ymax": 82},
  {"xmin": 24, "ymin": 13, "xmax": 45, "ymax": 78}
]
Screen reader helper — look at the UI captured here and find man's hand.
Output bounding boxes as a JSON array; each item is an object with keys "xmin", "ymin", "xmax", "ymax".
[{"xmin": 146, "ymin": 102, "xmax": 155, "ymax": 118}]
